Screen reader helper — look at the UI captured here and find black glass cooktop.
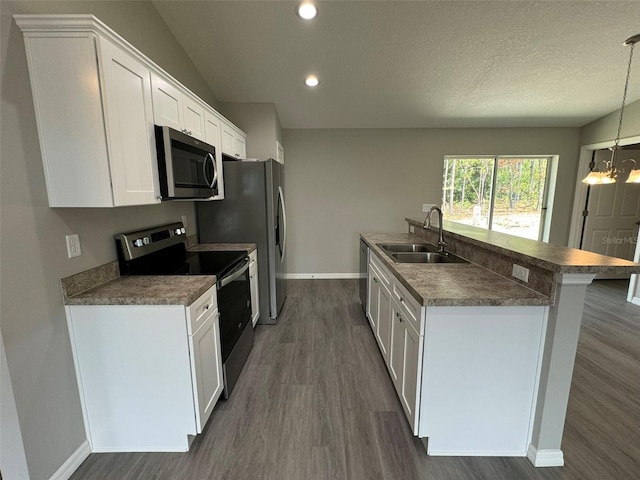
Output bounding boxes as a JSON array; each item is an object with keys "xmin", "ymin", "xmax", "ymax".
[{"xmin": 118, "ymin": 242, "xmax": 247, "ymax": 278}]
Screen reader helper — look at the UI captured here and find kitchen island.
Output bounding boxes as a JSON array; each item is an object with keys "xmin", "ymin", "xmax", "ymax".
[{"xmin": 361, "ymin": 218, "xmax": 640, "ymax": 467}]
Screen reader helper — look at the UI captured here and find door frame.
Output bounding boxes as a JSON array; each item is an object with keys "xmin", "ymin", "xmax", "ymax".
[
  {"xmin": 568, "ymin": 135, "xmax": 640, "ymax": 248},
  {"xmin": 569, "ymin": 135, "xmax": 640, "ymax": 304}
]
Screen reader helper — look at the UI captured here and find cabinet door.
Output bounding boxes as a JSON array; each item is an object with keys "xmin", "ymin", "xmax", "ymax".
[
  {"xmin": 189, "ymin": 311, "xmax": 223, "ymax": 433},
  {"xmin": 401, "ymin": 322, "xmax": 422, "ymax": 433},
  {"xmin": 204, "ymin": 110, "xmax": 224, "ymax": 200},
  {"xmin": 151, "ymin": 74, "xmax": 183, "ymax": 131},
  {"xmin": 276, "ymin": 141, "xmax": 285, "ymax": 165},
  {"xmin": 97, "ymin": 38, "xmax": 159, "ymax": 206},
  {"xmin": 389, "ymin": 303, "xmax": 404, "ymax": 389},
  {"xmin": 376, "ymin": 283, "xmax": 392, "ymax": 360},
  {"xmin": 221, "ymin": 123, "xmax": 235, "ymax": 156},
  {"xmin": 234, "ymin": 135, "xmax": 246, "ymax": 159},
  {"xmin": 367, "ymin": 266, "xmax": 379, "ymax": 330},
  {"xmin": 183, "ymin": 96, "xmax": 205, "ymax": 141}
]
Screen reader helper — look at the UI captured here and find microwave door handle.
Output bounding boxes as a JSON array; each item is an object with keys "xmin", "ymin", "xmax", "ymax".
[
  {"xmin": 202, "ymin": 153, "xmax": 211, "ymax": 188},
  {"xmin": 209, "ymin": 153, "xmax": 218, "ymax": 188}
]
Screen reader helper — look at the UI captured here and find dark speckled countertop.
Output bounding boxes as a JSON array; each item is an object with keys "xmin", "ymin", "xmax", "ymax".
[
  {"xmin": 361, "ymin": 233, "xmax": 552, "ymax": 307},
  {"xmin": 62, "ymin": 243, "xmax": 257, "ymax": 306},
  {"xmin": 64, "ymin": 275, "xmax": 216, "ymax": 306}
]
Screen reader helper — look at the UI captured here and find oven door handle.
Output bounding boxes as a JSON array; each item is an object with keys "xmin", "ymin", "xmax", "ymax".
[{"xmin": 218, "ymin": 257, "xmax": 250, "ymax": 289}]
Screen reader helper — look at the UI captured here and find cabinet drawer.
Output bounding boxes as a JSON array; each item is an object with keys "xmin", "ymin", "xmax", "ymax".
[
  {"xmin": 187, "ymin": 286, "xmax": 217, "ymax": 335},
  {"xmin": 393, "ymin": 281, "xmax": 423, "ymax": 335}
]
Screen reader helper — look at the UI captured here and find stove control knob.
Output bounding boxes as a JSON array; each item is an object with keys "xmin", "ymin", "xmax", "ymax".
[
  {"xmin": 175, "ymin": 228, "xmax": 182, "ymax": 235},
  {"xmin": 143, "ymin": 237, "xmax": 150, "ymax": 245},
  {"xmin": 180, "ymin": 227, "xmax": 186, "ymax": 234},
  {"xmin": 133, "ymin": 238, "xmax": 144, "ymax": 247}
]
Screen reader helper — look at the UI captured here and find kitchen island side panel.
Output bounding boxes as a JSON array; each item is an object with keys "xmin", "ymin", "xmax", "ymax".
[
  {"xmin": 419, "ymin": 305, "xmax": 547, "ymax": 456},
  {"xmin": 67, "ymin": 305, "xmax": 196, "ymax": 452}
]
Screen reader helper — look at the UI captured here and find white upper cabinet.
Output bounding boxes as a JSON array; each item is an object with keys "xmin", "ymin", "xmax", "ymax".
[
  {"xmin": 151, "ymin": 75, "xmax": 184, "ymax": 131},
  {"xmin": 221, "ymin": 120, "xmax": 247, "ymax": 159},
  {"xmin": 151, "ymin": 73, "xmax": 206, "ymax": 142},
  {"xmin": 15, "ymin": 17, "xmax": 160, "ymax": 207},
  {"xmin": 276, "ymin": 141, "xmax": 285, "ymax": 165},
  {"xmin": 98, "ymin": 39, "xmax": 159, "ymax": 206},
  {"xmin": 204, "ymin": 110, "xmax": 224, "ymax": 200},
  {"xmin": 15, "ymin": 14, "xmax": 245, "ymax": 207}
]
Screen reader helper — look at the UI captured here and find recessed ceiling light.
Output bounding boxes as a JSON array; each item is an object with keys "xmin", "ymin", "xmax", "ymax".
[
  {"xmin": 297, "ymin": 2, "xmax": 317, "ymax": 20},
  {"xmin": 304, "ymin": 75, "xmax": 320, "ymax": 87}
]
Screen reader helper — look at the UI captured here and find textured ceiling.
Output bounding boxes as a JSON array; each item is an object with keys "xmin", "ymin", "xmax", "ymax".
[{"xmin": 152, "ymin": 0, "xmax": 640, "ymax": 129}]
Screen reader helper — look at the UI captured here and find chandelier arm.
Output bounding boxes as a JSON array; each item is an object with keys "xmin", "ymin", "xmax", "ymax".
[{"xmin": 619, "ymin": 158, "xmax": 638, "ymax": 173}]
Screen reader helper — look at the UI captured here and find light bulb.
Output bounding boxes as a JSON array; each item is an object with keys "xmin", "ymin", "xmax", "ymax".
[
  {"xmin": 297, "ymin": 3, "xmax": 317, "ymax": 20},
  {"xmin": 304, "ymin": 75, "xmax": 320, "ymax": 87}
]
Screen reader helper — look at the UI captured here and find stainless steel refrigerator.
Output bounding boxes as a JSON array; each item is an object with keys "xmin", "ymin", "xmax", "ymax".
[{"xmin": 196, "ymin": 159, "xmax": 287, "ymax": 324}]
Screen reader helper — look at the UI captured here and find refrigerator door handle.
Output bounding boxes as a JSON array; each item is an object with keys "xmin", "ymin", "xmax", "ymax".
[{"xmin": 278, "ymin": 186, "xmax": 287, "ymax": 262}]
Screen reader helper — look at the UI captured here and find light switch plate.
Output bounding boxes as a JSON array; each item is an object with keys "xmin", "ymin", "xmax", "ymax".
[{"xmin": 66, "ymin": 234, "xmax": 81, "ymax": 258}]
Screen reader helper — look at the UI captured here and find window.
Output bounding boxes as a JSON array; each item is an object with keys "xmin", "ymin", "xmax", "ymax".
[{"xmin": 442, "ymin": 156, "xmax": 553, "ymax": 241}]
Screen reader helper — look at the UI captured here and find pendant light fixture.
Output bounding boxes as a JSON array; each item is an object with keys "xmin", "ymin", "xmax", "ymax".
[{"xmin": 582, "ymin": 33, "xmax": 640, "ymax": 185}]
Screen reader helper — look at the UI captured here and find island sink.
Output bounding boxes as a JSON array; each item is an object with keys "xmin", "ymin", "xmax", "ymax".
[{"xmin": 377, "ymin": 243, "xmax": 469, "ymax": 264}]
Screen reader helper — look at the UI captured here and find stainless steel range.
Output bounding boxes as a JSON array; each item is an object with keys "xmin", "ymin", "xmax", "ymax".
[{"xmin": 114, "ymin": 222, "xmax": 253, "ymax": 399}]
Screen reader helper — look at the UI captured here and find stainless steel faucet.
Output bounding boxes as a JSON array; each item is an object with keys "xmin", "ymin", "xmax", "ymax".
[{"xmin": 423, "ymin": 206, "xmax": 448, "ymax": 252}]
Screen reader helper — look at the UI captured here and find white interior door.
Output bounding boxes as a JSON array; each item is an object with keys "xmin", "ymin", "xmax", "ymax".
[{"xmin": 581, "ymin": 149, "xmax": 640, "ymax": 278}]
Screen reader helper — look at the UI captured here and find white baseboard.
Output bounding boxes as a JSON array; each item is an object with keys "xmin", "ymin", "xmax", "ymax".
[
  {"xmin": 630, "ymin": 297, "xmax": 640, "ymax": 306},
  {"xmin": 50, "ymin": 440, "xmax": 91, "ymax": 480},
  {"xmin": 526, "ymin": 443, "xmax": 564, "ymax": 467},
  {"xmin": 286, "ymin": 273, "xmax": 360, "ymax": 279},
  {"xmin": 427, "ymin": 449, "xmax": 526, "ymax": 457}
]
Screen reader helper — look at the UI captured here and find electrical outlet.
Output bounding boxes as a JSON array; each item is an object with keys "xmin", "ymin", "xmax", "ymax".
[
  {"xmin": 422, "ymin": 203, "xmax": 436, "ymax": 213},
  {"xmin": 512, "ymin": 264, "xmax": 530, "ymax": 283},
  {"xmin": 66, "ymin": 234, "xmax": 82, "ymax": 258},
  {"xmin": 181, "ymin": 214, "xmax": 188, "ymax": 230}
]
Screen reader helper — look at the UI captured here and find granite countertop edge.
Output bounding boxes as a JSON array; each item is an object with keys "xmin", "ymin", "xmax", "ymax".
[
  {"xmin": 405, "ymin": 218, "xmax": 640, "ymax": 274},
  {"xmin": 65, "ymin": 276, "xmax": 217, "ymax": 306}
]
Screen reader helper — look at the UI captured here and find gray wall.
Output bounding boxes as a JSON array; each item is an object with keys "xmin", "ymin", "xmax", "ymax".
[
  {"xmin": 283, "ymin": 128, "xmax": 581, "ymax": 275},
  {"xmin": 0, "ymin": 1, "xmax": 218, "ymax": 478},
  {"xmin": 220, "ymin": 102, "xmax": 283, "ymax": 160},
  {"xmin": 581, "ymin": 99, "xmax": 640, "ymax": 146}
]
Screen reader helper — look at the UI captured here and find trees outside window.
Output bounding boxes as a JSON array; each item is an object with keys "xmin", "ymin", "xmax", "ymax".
[{"xmin": 442, "ymin": 156, "xmax": 551, "ymax": 241}]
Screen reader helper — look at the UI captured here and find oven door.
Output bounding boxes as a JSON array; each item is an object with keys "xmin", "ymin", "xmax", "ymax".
[
  {"xmin": 155, "ymin": 125, "xmax": 218, "ymax": 199},
  {"xmin": 217, "ymin": 257, "xmax": 252, "ymax": 363}
]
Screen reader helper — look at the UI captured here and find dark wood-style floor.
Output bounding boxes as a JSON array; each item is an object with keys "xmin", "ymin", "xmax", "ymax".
[{"xmin": 70, "ymin": 279, "xmax": 639, "ymax": 480}]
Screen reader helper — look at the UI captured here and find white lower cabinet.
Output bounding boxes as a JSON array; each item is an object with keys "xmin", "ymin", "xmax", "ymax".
[
  {"xmin": 367, "ymin": 255, "xmax": 393, "ymax": 360},
  {"xmin": 249, "ymin": 250, "xmax": 260, "ymax": 326},
  {"xmin": 66, "ymin": 285, "xmax": 223, "ymax": 452},
  {"xmin": 189, "ymin": 310, "xmax": 223, "ymax": 434},
  {"xmin": 389, "ymin": 298, "xmax": 423, "ymax": 432}
]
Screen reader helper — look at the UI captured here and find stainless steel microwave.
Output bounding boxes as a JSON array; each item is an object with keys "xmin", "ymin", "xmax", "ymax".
[{"xmin": 154, "ymin": 125, "xmax": 220, "ymax": 200}]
